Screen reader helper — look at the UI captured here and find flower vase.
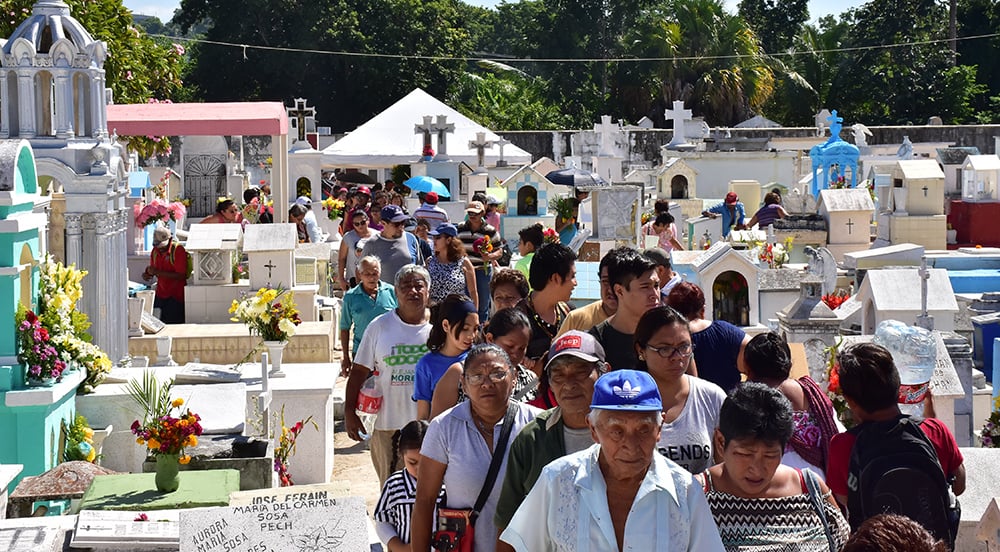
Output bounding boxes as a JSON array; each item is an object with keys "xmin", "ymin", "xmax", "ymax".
[
  {"xmin": 263, "ymin": 340, "xmax": 287, "ymax": 378},
  {"xmin": 26, "ymin": 376, "xmax": 56, "ymax": 388},
  {"xmin": 154, "ymin": 453, "xmax": 181, "ymax": 493}
]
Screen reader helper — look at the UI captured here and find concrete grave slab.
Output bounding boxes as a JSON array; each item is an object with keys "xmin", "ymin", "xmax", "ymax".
[
  {"xmin": 179, "ymin": 495, "xmax": 370, "ymax": 552},
  {"xmin": 843, "ymin": 242, "xmax": 924, "ymax": 270},
  {"xmin": 172, "ymin": 383, "xmax": 247, "ymax": 434},
  {"xmin": 956, "ymin": 448, "xmax": 1000, "ymax": 550},
  {"xmin": 71, "ymin": 509, "xmax": 181, "ymax": 549},
  {"xmin": 0, "ymin": 515, "xmax": 74, "ymax": 552},
  {"xmin": 173, "ymin": 363, "xmax": 243, "ymax": 385}
]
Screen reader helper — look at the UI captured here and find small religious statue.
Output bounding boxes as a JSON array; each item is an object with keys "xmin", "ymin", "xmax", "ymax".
[{"xmin": 851, "ymin": 123, "xmax": 872, "ymax": 148}]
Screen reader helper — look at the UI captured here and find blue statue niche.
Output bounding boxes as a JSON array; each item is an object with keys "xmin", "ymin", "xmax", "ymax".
[{"xmin": 809, "ymin": 110, "xmax": 860, "ymax": 197}]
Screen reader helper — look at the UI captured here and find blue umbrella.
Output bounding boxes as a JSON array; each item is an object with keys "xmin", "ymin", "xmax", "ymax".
[{"xmin": 404, "ymin": 175, "xmax": 451, "ymax": 198}]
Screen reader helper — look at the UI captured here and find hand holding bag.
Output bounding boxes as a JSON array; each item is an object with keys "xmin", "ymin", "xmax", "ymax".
[{"xmin": 431, "ymin": 404, "xmax": 517, "ymax": 552}]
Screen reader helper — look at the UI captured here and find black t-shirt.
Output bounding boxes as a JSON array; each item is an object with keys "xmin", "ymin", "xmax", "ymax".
[
  {"xmin": 589, "ymin": 319, "xmax": 638, "ymax": 371},
  {"xmin": 516, "ymin": 297, "xmax": 570, "ymax": 362}
]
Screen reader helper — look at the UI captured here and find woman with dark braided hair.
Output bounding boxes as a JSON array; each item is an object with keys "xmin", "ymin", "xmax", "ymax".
[{"xmin": 743, "ymin": 332, "xmax": 841, "ymax": 479}]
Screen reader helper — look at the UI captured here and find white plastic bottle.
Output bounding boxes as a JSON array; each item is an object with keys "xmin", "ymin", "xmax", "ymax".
[{"xmin": 356, "ymin": 371, "xmax": 383, "ymax": 440}]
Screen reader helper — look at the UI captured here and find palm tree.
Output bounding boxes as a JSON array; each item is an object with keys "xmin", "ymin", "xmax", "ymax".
[{"xmin": 623, "ymin": 0, "xmax": 775, "ymax": 126}]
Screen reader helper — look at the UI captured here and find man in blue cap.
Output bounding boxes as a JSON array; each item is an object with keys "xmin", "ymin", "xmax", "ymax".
[{"xmin": 500, "ymin": 369, "xmax": 723, "ymax": 551}]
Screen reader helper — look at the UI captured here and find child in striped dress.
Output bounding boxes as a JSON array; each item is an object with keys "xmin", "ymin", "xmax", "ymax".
[{"xmin": 373, "ymin": 420, "xmax": 440, "ymax": 550}]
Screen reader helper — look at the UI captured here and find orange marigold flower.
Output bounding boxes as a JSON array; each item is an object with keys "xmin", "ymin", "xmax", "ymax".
[{"xmin": 179, "ymin": 455, "xmax": 191, "ymax": 465}]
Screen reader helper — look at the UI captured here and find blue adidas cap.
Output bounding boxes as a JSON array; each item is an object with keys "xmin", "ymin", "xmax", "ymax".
[{"xmin": 590, "ymin": 370, "xmax": 662, "ymax": 412}]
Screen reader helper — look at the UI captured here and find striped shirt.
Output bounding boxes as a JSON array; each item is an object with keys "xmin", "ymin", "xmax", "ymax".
[
  {"xmin": 456, "ymin": 221, "xmax": 499, "ymax": 269},
  {"xmin": 374, "ymin": 468, "xmax": 443, "ymax": 545}
]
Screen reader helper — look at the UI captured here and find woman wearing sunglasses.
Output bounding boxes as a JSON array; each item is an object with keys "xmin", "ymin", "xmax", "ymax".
[
  {"xmin": 634, "ymin": 306, "xmax": 726, "ymax": 475},
  {"xmin": 337, "ymin": 209, "xmax": 375, "ymax": 291}
]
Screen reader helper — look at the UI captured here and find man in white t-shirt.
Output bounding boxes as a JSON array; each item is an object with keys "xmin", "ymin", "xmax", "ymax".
[{"xmin": 344, "ymin": 264, "xmax": 432, "ymax": 485}]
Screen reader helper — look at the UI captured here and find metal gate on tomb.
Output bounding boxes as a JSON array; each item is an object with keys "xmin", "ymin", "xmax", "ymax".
[{"xmin": 183, "ymin": 155, "xmax": 227, "ymax": 218}]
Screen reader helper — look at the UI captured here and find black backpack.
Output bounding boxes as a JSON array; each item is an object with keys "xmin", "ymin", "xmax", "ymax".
[{"xmin": 847, "ymin": 415, "xmax": 955, "ymax": 546}]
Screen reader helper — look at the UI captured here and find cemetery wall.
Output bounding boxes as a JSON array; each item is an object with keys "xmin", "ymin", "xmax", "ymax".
[{"xmin": 503, "ymin": 125, "xmax": 1000, "ymax": 164}]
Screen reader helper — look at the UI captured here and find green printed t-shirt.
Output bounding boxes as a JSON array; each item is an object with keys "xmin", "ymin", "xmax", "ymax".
[{"xmin": 353, "ymin": 310, "xmax": 431, "ymax": 431}]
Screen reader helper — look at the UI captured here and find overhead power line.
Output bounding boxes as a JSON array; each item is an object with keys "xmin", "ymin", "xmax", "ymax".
[{"xmin": 151, "ymin": 31, "xmax": 1000, "ymax": 64}]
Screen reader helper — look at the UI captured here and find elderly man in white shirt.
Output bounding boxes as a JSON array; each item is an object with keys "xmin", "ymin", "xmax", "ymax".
[{"xmin": 500, "ymin": 369, "xmax": 724, "ymax": 552}]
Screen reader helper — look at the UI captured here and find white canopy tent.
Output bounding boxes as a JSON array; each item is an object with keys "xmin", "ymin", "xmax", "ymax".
[{"xmin": 321, "ymin": 88, "xmax": 532, "ymax": 169}]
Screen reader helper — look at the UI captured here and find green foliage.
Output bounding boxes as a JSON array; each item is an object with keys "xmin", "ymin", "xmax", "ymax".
[
  {"xmin": 125, "ymin": 371, "xmax": 174, "ymax": 424},
  {"xmin": 622, "ymin": 0, "xmax": 775, "ymax": 126},
  {"xmin": 175, "ymin": 0, "xmax": 471, "ymax": 132},
  {"xmin": 62, "ymin": 414, "xmax": 98, "ymax": 463},
  {"xmin": 830, "ymin": 0, "xmax": 967, "ymax": 124},
  {"xmin": 738, "ymin": 0, "xmax": 809, "ymax": 53},
  {"xmin": 451, "ymin": 68, "xmax": 573, "ymax": 130},
  {"xmin": 391, "ymin": 165, "xmax": 411, "ymax": 190}
]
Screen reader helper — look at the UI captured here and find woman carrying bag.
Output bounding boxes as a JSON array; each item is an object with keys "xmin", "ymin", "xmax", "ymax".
[{"xmin": 411, "ymin": 344, "xmax": 540, "ymax": 552}]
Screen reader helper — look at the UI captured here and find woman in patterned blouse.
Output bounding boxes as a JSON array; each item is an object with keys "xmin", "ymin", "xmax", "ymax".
[{"xmin": 699, "ymin": 383, "xmax": 850, "ymax": 551}]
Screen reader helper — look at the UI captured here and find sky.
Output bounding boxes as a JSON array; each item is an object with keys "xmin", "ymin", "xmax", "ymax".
[{"xmin": 123, "ymin": 0, "xmax": 868, "ymax": 24}]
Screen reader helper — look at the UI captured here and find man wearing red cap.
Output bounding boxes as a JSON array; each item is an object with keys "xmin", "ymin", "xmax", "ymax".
[
  {"xmin": 413, "ymin": 191, "xmax": 449, "ymax": 230},
  {"xmin": 702, "ymin": 192, "xmax": 746, "ymax": 238}
]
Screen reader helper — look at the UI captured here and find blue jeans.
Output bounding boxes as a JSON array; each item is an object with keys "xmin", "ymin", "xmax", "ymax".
[{"xmin": 475, "ymin": 266, "xmax": 491, "ymax": 321}]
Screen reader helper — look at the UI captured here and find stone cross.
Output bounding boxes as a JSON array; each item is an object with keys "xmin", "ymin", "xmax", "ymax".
[
  {"xmin": 922, "ymin": 184, "xmax": 929, "ymax": 197},
  {"xmin": 264, "ymin": 259, "xmax": 276, "ymax": 282},
  {"xmin": 469, "ymin": 131, "xmax": 490, "ymax": 172},
  {"xmin": 414, "ymin": 115, "xmax": 434, "ymax": 151},
  {"xmin": 286, "ymin": 98, "xmax": 315, "ymax": 143},
  {"xmin": 665, "ymin": 100, "xmax": 693, "ymax": 149},
  {"xmin": 845, "ymin": 218, "xmax": 854, "ymax": 235},
  {"xmin": 827, "ymin": 110, "xmax": 844, "ymax": 139},
  {"xmin": 493, "ymin": 136, "xmax": 511, "ymax": 167},
  {"xmin": 916, "ymin": 256, "xmax": 934, "ymax": 330},
  {"xmin": 594, "ymin": 115, "xmax": 618, "ymax": 157},
  {"xmin": 431, "ymin": 115, "xmax": 455, "ymax": 160}
]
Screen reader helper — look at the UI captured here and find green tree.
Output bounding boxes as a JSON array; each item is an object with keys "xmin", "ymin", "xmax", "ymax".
[
  {"xmin": 762, "ymin": 15, "xmax": 851, "ymax": 125},
  {"xmin": 622, "ymin": 0, "xmax": 774, "ymax": 126},
  {"xmin": 175, "ymin": 0, "xmax": 471, "ymax": 132},
  {"xmin": 0, "ymin": 0, "xmax": 185, "ymax": 106},
  {"xmin": 738, "ymin": 0, "xmax": 809, "ymax": 53},
  {"xmin": 831, "ymin": 0, "xmax": 981, "ymax": 124},
  {"xmin": 450, "ymin": 65, "xmax": 573, "ymax": 130}
]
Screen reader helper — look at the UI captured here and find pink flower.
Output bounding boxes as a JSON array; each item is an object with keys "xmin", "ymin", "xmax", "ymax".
[
  {"xmin": 167, "ymin": 202, "xmax": 186, "ymax": 221},
  {"xmin": 172, "ymin": 43, "xmax": 185, "ymax": 56}
]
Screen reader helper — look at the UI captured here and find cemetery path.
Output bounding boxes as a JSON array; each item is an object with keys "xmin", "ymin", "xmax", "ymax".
[{"xmin": 332, "ymin": 377, "xmax": 382, "ymax": 513}]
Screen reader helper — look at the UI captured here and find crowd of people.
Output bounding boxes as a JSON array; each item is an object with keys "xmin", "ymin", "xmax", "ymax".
[{"xmin": 335, "ymin": 194, "xmax": 966, "ymax": 551}]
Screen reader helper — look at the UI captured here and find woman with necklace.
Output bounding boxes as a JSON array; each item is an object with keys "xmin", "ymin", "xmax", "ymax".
[
  {"xmin": 412, "ymin": 344, "xmax": 540, "ymax": 552},
  {"xmin": 514, "ymin": 243, "xmax": 576, "ymax": 375}
]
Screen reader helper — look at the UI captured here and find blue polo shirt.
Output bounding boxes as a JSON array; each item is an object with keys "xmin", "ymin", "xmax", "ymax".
[{"xmin": 340, "ymin": 281, "xmax": 398, "ymax": 351}]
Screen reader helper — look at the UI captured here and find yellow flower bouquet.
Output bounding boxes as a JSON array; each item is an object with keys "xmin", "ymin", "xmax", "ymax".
[{"xmin": 229, "ymin": 287, "xmax": 302, "ymax": 343}]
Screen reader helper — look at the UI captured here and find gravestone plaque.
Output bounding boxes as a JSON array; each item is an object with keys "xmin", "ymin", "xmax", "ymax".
[
  {"xmin": 141, "ymin": 311, "xmax": 166, "ymax": 334},
  {"xmin": 179, "ymin": 495, "xmax": 369, "ymax": 552},
  {"xmin": 71, "ymin": 509, "xmax": 180, "ymax": 549},
  {"xmin": 0, "ymin": 526, "xmax": 62, "ymax": 552}
]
